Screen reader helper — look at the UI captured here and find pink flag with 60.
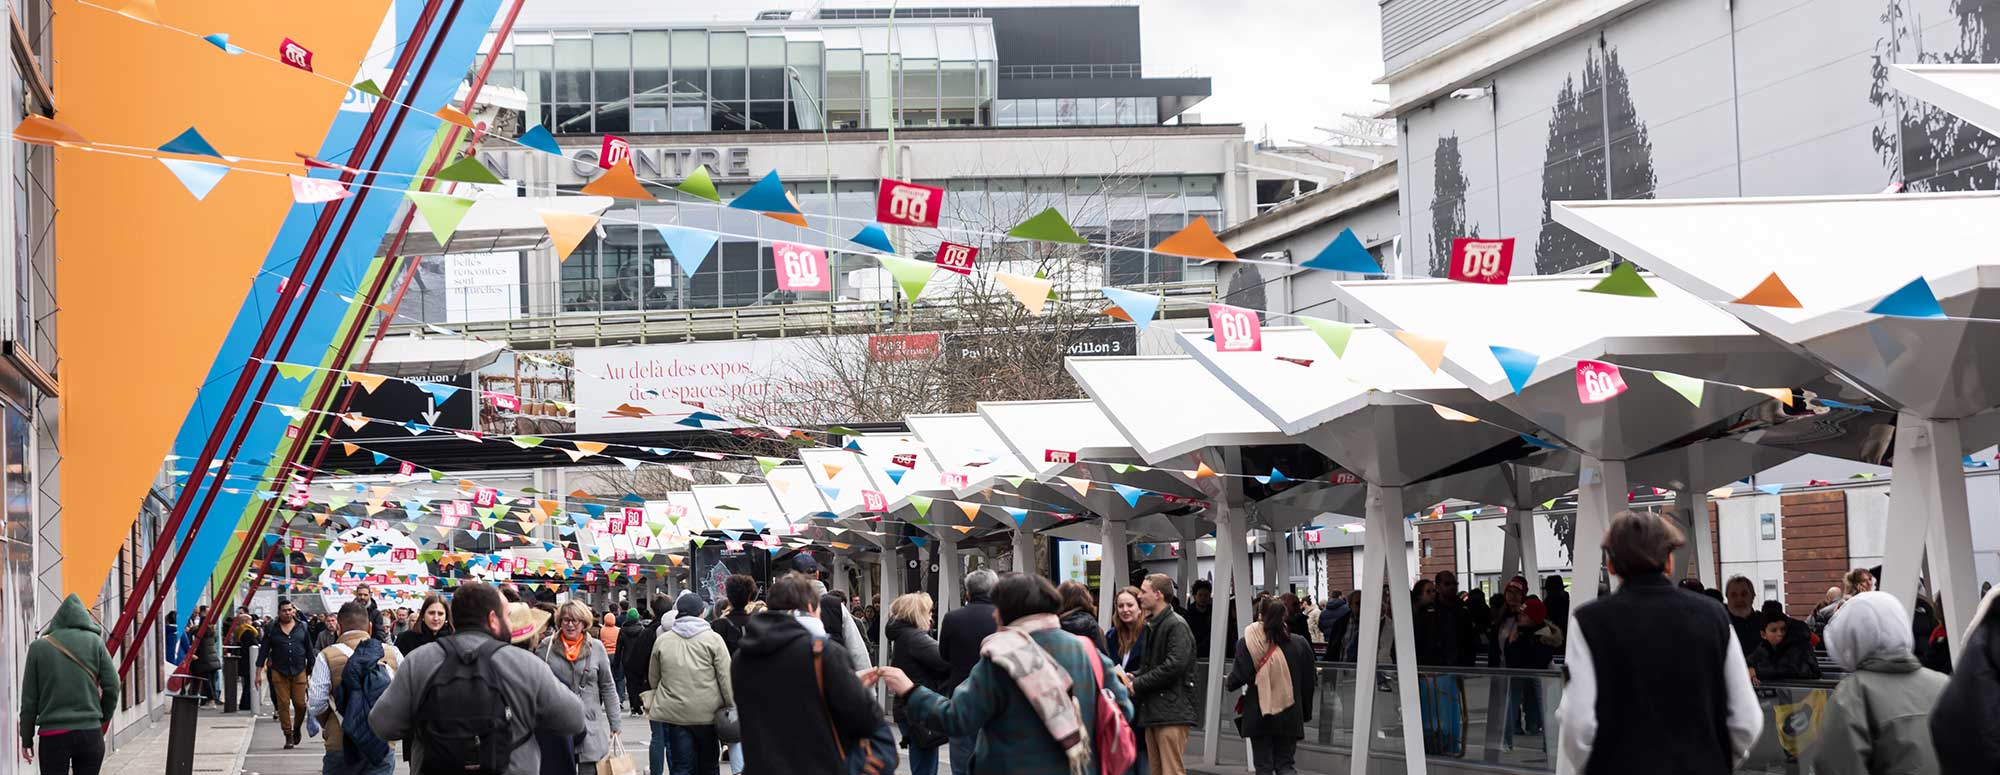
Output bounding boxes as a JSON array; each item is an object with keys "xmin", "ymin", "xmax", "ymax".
[
  {"xmin": 1208, "ymin": 304, "xmax": 1263, "ymax": 352},
  {"xmin": 1575, "ymin": 360, "xmax": 1629, "ymax": 404},
  {"xmin": 773, "ymin": 241, "xmax": 831, "ymax": 291}
]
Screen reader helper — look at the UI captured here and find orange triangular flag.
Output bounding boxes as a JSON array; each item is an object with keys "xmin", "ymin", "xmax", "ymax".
[
  {"xmin": 822, "ymin": 463, "xmax": 845, "ymax": 479},
  {"xmin": 572, "ymin": 441, "xmax": 609, "ymax": 457},
  {"xmin": 1748, "ymin": 387, "xmax": 1795, "ymax": 407},
  {"xmin": 568, "ymin": 489, "xmax": 592, "ymax": 498},
  {"xmin": 764, "ymin": 192, "xmax": 810, "ymax": 228},
  {"xmin": 1732, "ymin": 273, "xmax": 1803, "ymax": 308},
  {"xmin": 770, "ymin": 478, "xmax": 791, "ymax": 495},
  {"xmin": 1058, "ymin": 476, "xmax": 1092, "ymax": 496},
  {"xmin": 13, "ymin": 116, "xmax": 86, "ymax": 146},
  {"xmin": 341, "ymin": 443, "xmax": 358, "ymax": 456},
  {"xmin": 538, "ymin": 499, "xmax": 562, "ymax": 516},
  {"xmin": 347, "ymin": 372, "xmax": 388, "ymax": 393},
  {"xmin": 341, "ymin": 413, "xmax": 370, "ymax": 432},
  {"xmin": 1391, "ymin": 330, "xmax": 1448, "ymax": 373},
  {"xmin": 1104, "ymin": 306, "xmax": 1133, "ymax": 323},
  {"xmin": 435, "ymin": 106, "xmax": 478, "ymax": 130},
  {"xmin": 956, "ymin": 501, "xmax": 982, "ymax": 520},
  {"xmin": 115, "ymin": 0, "xmax": 161, "ymax": 23},
  {"xmin": 580, "ymin": 160, "xmax": 655, "ymax": 200},
  {"xmin": 540, "ymin": 210, "xmax": 600, "ymax": 261},
  {"xmin": 996, "ymin": 273, "xmax": 1054, "ymax": 314},
  {"xmin": 1193, "ymin": 461, "xmax": 1217, "ymax": 480},
  {"xmin": 1150, "ymin": 216, "xmax": 1236, "ymax": 261},
  {"xmin": 667, "ymin": 555, "xmax": 686, "ymax": 566}
]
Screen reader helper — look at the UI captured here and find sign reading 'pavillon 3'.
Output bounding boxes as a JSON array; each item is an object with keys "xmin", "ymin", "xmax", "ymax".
[{"xmin": 480, "ymin": 145, "xmax": 755, "ymax": 184}]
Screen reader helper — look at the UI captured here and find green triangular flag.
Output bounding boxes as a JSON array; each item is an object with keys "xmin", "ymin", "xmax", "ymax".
[
  {"xmin": 1111, "ymin": 463, "xmax": 1132, "ymax": 474},
  {"xmin": 757, "ymin": 456, "xmax": 784, "ymax": 474},
  {"xmin": 1003, "ymin": 476, "xmax": 1027, "ymax": 488},
  {"xmin": 510, "ymin": 436, "xmax": 545, "ymax": 449},
  {"xmin": 354, "ymin": 79, "xmax": 384, "ymax": 98},
  {"xmin": 1299, "ymin": 317, "xmax": 1354, "ymax": 358},
  {"xmin": 1652, "ymin": 371, "xmax": 1705, "ymax": 407},
  {"xmin": 406, "ymin": 191, "xmax": 476, "ymax": 246},
  {"xmin": 908, "ymin": 495, "xmax": 933, "ymax": 519},
  {"xmin": 1582, "ymin": 263, "xmax": 1657, "ymax": 298},
  {"xmin": 1006, "ymin": 208, "xmax": 1087, "ymax": 244},
  {"xmin": 274, "ymin": 362, "xmax": 315, "ymax": 381},
  {"xmin": 878, "ymin": 256, "xmax": 936, "ymax": 301},
  {"xmin": 1035, "ymin": 269, "xmax": 1059, "ymax": 300},
  {"xmin": 676, "ymin": 165, "xmax": 721, "ymax": 202},
  {"xmin": 429, "ymin": 470, "xmax": 445, "ymax": 482},
  {"xmin": 436, "ymin": 156, "xmax": 504, "ymax": 185},
  {"xmin": 827, "ymin": 425, "xmax": 860, "ymax": 435}
]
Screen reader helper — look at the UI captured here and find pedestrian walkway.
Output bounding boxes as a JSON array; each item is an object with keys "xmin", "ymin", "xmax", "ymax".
[{"xmin": 104, "ymin": 705, "xmax": 255, "ymax": 775}]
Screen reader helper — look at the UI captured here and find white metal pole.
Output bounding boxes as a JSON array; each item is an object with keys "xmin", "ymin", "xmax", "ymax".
[
  {"xmin": 937, "ymin": 534, "xmax": 960, "ymax": 618},
  {"xmin": 1573, "ymin": 457, "xmax": 1627, "ymax": 604},
  {"xmin": 1100, "ymin": 518, "xmax": 1127, "ymax": 624},
  {"xmin": 1199, "ymin": 505, "xmax": 1241, "ymax": 767}
]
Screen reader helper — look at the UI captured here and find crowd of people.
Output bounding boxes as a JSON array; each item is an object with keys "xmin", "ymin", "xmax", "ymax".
[{"xmin": 15, "ymin": 531, "xmax": 2000, "ymax": 775}]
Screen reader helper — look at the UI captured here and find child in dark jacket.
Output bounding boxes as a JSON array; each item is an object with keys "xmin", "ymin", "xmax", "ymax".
[{"xmin": 1749, "ymin": 612, "xmax": 1823, "ymax": 682}]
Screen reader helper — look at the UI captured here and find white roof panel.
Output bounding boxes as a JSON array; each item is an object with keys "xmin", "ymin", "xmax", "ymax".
[
  {"xmin": 1064, "ymin": 356, "xmax": 1288, "ymax": 464},
  {"xmin": 1890, "ymin": 64, "xmax": 2000, "ymax": 139},
  {"xmin": 766, "ymin": 466, "xmax": 830, "ymax": 520},
  {"xmin": 1171, "ymin": 326, "xmax": 1459, "ymax": 435},
  {"xmin": 690, "ymin": 485, "xmax": 783, "ymax": 532},
  {"xmin": 976, "ymin": 400, "xmax": 1138, "ymax": 480},
  {"xmin": 904, "ymin": 413, "xmax": 1037, "ymax": 496}
]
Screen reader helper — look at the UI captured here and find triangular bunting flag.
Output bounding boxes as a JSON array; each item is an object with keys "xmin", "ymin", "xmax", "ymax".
[
  {"xmin": 1581, "ymin": 263, "xmax": 1657, "ymax": 298},
  {"xmin": 728, "ymin": 171, "xmax": 800, "ymax": 214},
  {"xmin": 351, "ymin": 78, "xmax": 383, "ymax": 96},
  {"xmin": 114, "ymin": 0, "xmax": 161, "ymax": 22},
  {"xmin": 1755, "ymin": 483, "xmax": 1784, "ymax": 496},
  {"xmin": 159, "ymin": 127, "xmax": 224, "ymax": 159},
  {"xmin": 908, "ymin": 495, "xmax": 933, "ymax": 518},
  {"xmin": 436, "ymin": 156, "xmax": 504, "ymax": 185},
  {"xmin": 1747, "ymin": 387, "xmax": 1795, "ymax": 407},
  {"xmin": 510, "ymin": 436, "xmax": 545, "ymax": 448},
  {"xmin": 414, "ymin": 381, "xmax": 461, "ymax": 402},
  {"xmin": 1488, "ymin": 345, "xmax": 1538, "ymax": 394},
  {"xmin": 1867, "ymin": 277, "xmax": 1946, "ymax": 318},
  {"xmin": 406, "ymin": 191, "xmax": 476, "ymax": 245},
  {"xmin": 655, "ymin": 225, "xmax": 718, "ymax": 276},
  {"xmin": 1653, "ymin": 371, "xmax": 1706, "ymax": 407},
  {"xmin": 1299, "ymin": 317, "xmax": 1354, "ymax": 358},
  {"xmin": 435, "ymin": 106, "xmax": 477, "ymax": 130},
  {"xmin": 996, "ymin": 273, "xmax": 1055, "ymax": 314},
  {"xmin": 159, "ymin": 158, "xmax": 229, "ymax": 200},
  {"xmin": 757, "ymin": 456, "xmax": 785, "ymax": 474},
  {"xmin": 517, "ymin": 125, "xmax": 562, "ymax": 155},
  {"xmin": 1006, "ymin": 208, "xmax": 1087, "ymax": 244},
  {"xmin": 580, "ymin": 160, "xmax": 654, "ymax": 200},
  {"xmin": 956, "ymin": 501, "xmax": 982, "ymax": 521},
  {"xmin": 1193, "ymin": 462, "xmax": 1217, "ymax": 480},
  {"xmin": 850, "ymin": 224, "xmax": 896, "ymax": 254},
  {"xmin": 346, "ymin": 371, "xmax": 387, "ymax": 393},
  {"xmin": 1058, "ymin": 476, "xmax": 1091, "ymax": 497},
  {"xmin": 1300, "ymin": 228, "xmax": 1382, "ymax": 274},
  {"xmin": 273, "ymin": 362, "xmax": 315, "ymax": 381},
  {"xmin": 540, "ymin": 210, "xmax": 601, "ymax": 262},
  {"xmin": 952, "ymin": 525, "xmax": 975, "ymax": 535},
  {"xmin": 1391, "ymin": 330, "xmax": 1448, "ymax": 372},
  {"xmin": 1732, "ymin": 273, "xmax": 1803, "ymax": 308},
  {"xmin": 12, "ymin": 116, "xmax": 86, "ymax": 147},
  {"xmin": 676, "ymin": 165, "xmax": 721, "ymax": 202},
  {"xmin": 878, "ymin": 256, "xmax": 936, "ymax": 301},
  {"xmin": 573, "ymin": 441, "xmax": 608, "ymax": 457},
  {"xmin": 1100, "ymin": 287, "xmax": 1161, "ymax": 332},
  {"xmin": 1111, "ymin": 484, "xmax": 1145, "ymax": 508},
  {"xmin": 1150, "ymin": 216, "xmax": 1235, "ymax": 260},
  {"xmin": 1003, "ymin": 507, "xmax": 1027, "ymax": 526}
]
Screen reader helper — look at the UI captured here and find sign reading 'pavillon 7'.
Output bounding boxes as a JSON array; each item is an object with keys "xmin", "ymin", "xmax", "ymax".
[{"xmin": 877, "ymin": 179, "xmax": 944, "ymax": 228}]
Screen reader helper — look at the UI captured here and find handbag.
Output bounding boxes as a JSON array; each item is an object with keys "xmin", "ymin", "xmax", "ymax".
[
  {"xmin": 595, "ymin": 737, "xmax": 639, "ymax": 775},
  {"xmin": 1081, "ymin": 636, "xmax": 1137, "ymax": 775},
  {"xmin": 714, "ymin": 704, "xmax": 740, "ymax": 744},
  {"xmin": 812, "ymin": 637, "xmax": 898, "ymax": 775}
]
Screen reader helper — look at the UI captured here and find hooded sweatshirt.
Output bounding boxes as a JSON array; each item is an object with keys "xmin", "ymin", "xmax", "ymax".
[
  {"xmin": 646, "ymin": 615, "xmax": 731, "ymax": 726},
  {"xmin": 19, "ymin": 594, "xmax": 120, "ymax": 746},
  {"xmin": 731, "ymin": 611, "xmax": 879, "ymax": 775},
  {"xmin": 1808, "ymin": 592, "xmax": 1948, "ymax": 775}
]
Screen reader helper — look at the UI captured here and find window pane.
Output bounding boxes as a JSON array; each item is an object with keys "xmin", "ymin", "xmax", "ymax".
[
  {"xmin": 712, "ymin": 101, "xmax": 749, "ymax": 131},
  {"xmin": 633, "ymin": 31, "xmax": 670, "ymax": 104},
  {"xmin": 749, "ymin": 36, "xmax": 786, "ymax": 100},
  {"xmin": 748, "ymin": 101, "xmax": 785, "ymax": 131},
  {"xmin": 671, "ymin": 31, "xmax": 708, "ymax": 102},
  {"xmin": 1096, "ymin": 98, "xmax": 1117, "ymax": 125},
  {"xmin": 554, "ymin": 103, "xmax": 592, "ymax": 134},
  {"xmin": 709, "ymin": 31, "xmax": 747, "ymax": 100},
  {"xmin": 594, "ymin": 33, "xmax": 630, "ymax": 104},
  {"xmin": 554, "ymin": 37, "xmax": 591, "ymax": 104},
  {"xmin": 634, "ymin": 106, "xmax": 669, "ymax": 132},
  {"xmin": 721, "ymin": 242, "xmax": 763, "ymax": 307},
  {"xmin": 516, "ymin": 44, "xmax": 552, "ymax": 111},
  {"xmin": 600, "ymin": 224, "xmax": 642, "ymax": 311},
  {"xmin": 789, "ymin": 41, "xmax": 824, "ymax": 130}
]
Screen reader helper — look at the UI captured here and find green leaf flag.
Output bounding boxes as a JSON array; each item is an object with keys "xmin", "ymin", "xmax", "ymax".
[
  {"xmin": 757, "ymin": 456, "xmax": 785, "ymax": 474},
  {"xmin": 676, "ymin": 165, "xmax": 721, "ymax": 202},
  {"xmin": 1653, "ymin": 371, "xmax": 1706, "ymax": 407},
  {"xmin": 406, "ymin": 191, "xmax": 476, "ymax": 246},
  {"xmin": 435, "ymin": 156, "xmax": 504, "ymax": 185},
  {"xmin": 1299, "ymin": 317, "xmax": 1355, "ymax": 358},
  {"xmin": 1006, "ymin": 208, "xmax": 1087, "ymax": 244},
  {"xmin": 274, "ymin": 362, "xmax": 315, "ymax": 381},
  {"xmin": 908, "ymin": 495, "xmax": 933, "ymax": 519},
  {"xmin": 1582, "ymin": 263, "xmax": 1657, "ymax": 298},
  {"xmin": 877, "ymin": 256, "xmax": 937, "ymax": 301},
  {"xmin": 353, "ymin": 79, "xmax": 384, "ymax": 98}
]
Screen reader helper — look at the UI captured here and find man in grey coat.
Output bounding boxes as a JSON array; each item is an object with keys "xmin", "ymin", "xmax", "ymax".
[{"xmin": 370, "ymin": 583, "xmax": 584, "ymax": 775}]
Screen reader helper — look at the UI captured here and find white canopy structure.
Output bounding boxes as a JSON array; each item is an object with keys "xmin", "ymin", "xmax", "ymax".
[{"xmin": 1888, "ymin": 64, "xmax": 2000, "ymax": 138}]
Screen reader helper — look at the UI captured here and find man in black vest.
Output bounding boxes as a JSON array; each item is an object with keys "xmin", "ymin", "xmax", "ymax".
[{"xmin": 1557, "ymin": 511, "xmax": 1761, "ymax": 775}]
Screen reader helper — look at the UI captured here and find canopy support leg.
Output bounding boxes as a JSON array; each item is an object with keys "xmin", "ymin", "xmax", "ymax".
[
  {"xmin": 937, "ymin": 534, "xmax": 960, "ymax": 618},
  {"xmin": 1887, "ymin": 414, "xmax": 1977, "ymax": 662},
  {"xmin": 1573, "ymin": 457, "xmax": 1627, "ymax": 604},
  {"xmin": 1200, "ymin": 504, "xmax": 1244, "ymax": 767}
]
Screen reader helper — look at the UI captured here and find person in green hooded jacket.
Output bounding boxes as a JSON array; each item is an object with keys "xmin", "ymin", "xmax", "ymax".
[{"xmin": 19, "ymin": 593, "xmax": 120, "ymax": 774}]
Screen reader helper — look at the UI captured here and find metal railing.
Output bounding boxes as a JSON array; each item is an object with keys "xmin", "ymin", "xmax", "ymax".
[{"xmin": 386, "ymin": 279, "xmax": 1219, "ymax": 350}]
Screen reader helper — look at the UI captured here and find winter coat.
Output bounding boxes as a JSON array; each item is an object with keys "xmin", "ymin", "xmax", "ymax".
[
  {"xmin": 1930, "ymin": 586, "xmax": 2000, "ymax": 773},
  {"xmin": 260, "ymin": 619, "xmax": 315, "ymax": 677},
  {"xmin": 887, "ymin": 618, "xmax": 951, "ymax": 747},
  {"xmin": 939, "ymin": 597, "xmax": 999, "ymax": 692},
  {"xmin": 19, "ymin": 595, "xmax": 120, "ymax": 748},
  {"xmin": 1809, "ymin": 598, "xmax": 1843, "ymax": 637},
  {"xmin": 732, "ymin": 612, "xmax": 881, "ymax": 775},
  {"xmin": 189, "ymin": 623, "xmax": 223, "ymax": 675},
  {"xmin": 1748, "ymin": 620, "xmax": 1822, "ymax": 682},
  {"xmin": 1500, "ymin": 617, "xmax": 1556, "ymax": 670},
  {"xmin": 617, "ymin": 619, "xmax": 653, "ymax": 691},
  {"xmin": 712, "ymin": 610, "xmax": 751, "ymax": 655},
  {"xmin": 1129, "ymin": 605, "xmax": 1198, "ymax": 728},
  {"xmin": 646, "ymin": 615, "xmax": 732, "ymax": 726},
  {"xmin": 392, "ymin": 622, "xmax": 450, "ymax": 658},
  {"xmin": 1224, "ymin": 630, "xmax": 1315, "ymax": 739},
  {"xmin": 1106, "ymin": 625, "xmax": 1145, "ymax": 674},
  {"xmin": 1808, "ymin": 592, "xmax": 1947, "ymax": 775},
  {"xmin": 538, "ymin": 635, "xmax": 621, "ymax": 762},
  {"xmin": 369, "ymin": 631, "xmax": 585, "ymax": 775},
  {"xmin": 903, "ymin": 624, "xmax": 1134, "ymax": 775},
  {"xmin": 1317, "ymin": 598, "xmax": 1350, "ymax": 660},
  {"xmin": 1058, "ymin": 610, "xmax": 1106, "ymax": 654}
]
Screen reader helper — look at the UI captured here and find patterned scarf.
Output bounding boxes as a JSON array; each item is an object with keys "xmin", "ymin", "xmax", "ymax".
[
  {"xmin": 981, "ymin": 613, "xmax": 1089, "ymax": 775},
  {"xmin": 1242, "ymin": 625, "xmax": 1294, "ymax": 716}
]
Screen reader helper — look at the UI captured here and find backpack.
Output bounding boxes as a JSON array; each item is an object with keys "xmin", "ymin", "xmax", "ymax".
[
  {"xmin": 1080, "ymin": 636, "xmax": 1138, "ymax": 775},
  {"xmin": 417, "ymin": 636, "xmax": 526, "ymax": 775},
  {"xmin": 811, "ymin": 636, "xmax": 898, "ymax": 775},
  {"xmin": 336, "ymin": 639, "xmax": 394, "ymax": 765}
]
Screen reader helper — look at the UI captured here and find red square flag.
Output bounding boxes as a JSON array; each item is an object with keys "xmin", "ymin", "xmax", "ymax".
[
  {"xmin": 876, "ymin": 179, "xmax": 944, "ymax": 228},
  {"xmin": 1207, "ymin": 304, "xmax": 1263, "ymax": 352},
  {"xmin": 860, "ymin": 490, "xmax": 888, "ymax": 512},
  {"xmin": 599, "ymin": 135, "xmax": 631, "ymax": 170},
  {"xmin": 772, "ymin": 241, "xmax": 830, "ymax": 291},
  {"xmin": 934, "ymin": 242, "xmax": 979, "ymax": 274},
  {"xmin": 279, "ymin": 38, "xmax": 314, "ymax": 72},
  {"xmin": 1449, "ymin": 238, "xmax": 1514, "ymax": 285},
  {"xmin": 623, "ymin": 507, "xmax": 645, "ymax": 527},
  {"xmin": 1575, "ymin": 360, "xmax": 1629, "ymax": 404},
  {"xmin": 1045, "ymin": 450, "xmax": 1077, "ymax": 464}
]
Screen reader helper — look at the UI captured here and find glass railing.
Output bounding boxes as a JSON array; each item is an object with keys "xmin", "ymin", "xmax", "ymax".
[{"xmin": 1193, "ymin": 659, "xmax": 1845, "ymax": 774}]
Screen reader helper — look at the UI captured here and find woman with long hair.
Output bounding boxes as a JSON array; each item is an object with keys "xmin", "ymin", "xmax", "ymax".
[
  {"xmin": 1226, "ymin": 600, "xmax": 1317, "ymax": 775},
  {"xmin": 886, "ymin": 592, "xmax": 950, "ymax": 775},
  {"xmin": 395, "ymin": 594, "xmax": 452, "ymax": 655},
  {"xmin": 541, "ymin": 601, "xmax": 622, "ymax": 775},
  {"xmin": 1106, "ymin": 587, "xmax": 1147, "ymax": 672},
  {"xmin": 1056, "ymin": 580, "xmax": 1107, "ymax": 652}
]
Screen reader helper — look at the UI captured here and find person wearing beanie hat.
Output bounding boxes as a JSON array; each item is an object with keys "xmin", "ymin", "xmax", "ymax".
[{"xmin": 648, "ymin": 589, "xmax": 733, "ymax": 775}]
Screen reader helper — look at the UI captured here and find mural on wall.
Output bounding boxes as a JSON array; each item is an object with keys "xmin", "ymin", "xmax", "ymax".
[
  {"xmin": 1536, "ymin": 45, "xmax": 1657, "ymax": 274},
  {"xmin": 1869, "ymin": 0, "xmax": 2000, "ymax": 191},
  {"xmin": 1428, "ymin": 136, "xmax": 1478, "ymax": 277}
]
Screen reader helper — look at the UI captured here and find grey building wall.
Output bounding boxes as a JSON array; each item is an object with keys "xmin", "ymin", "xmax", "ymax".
[
  {"xmin": 1216, "ymin": 163, "xmax": 1401, "ymax": 321},
  {"xmin": 1395, "ymin": 0, "xmax": 1998, "ymax": 280}
]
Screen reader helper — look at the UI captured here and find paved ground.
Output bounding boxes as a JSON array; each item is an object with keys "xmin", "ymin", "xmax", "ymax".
[{"xmin": 103, "ymin": 705, "xmax": 255, "ymax": 775}]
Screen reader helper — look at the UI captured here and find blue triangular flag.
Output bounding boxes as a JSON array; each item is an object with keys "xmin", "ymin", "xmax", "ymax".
[
  {"xmin": 370, "ymin": 452, "xmax": 388, "ymax": 465},
  {"xmin": 1003, "ymin": 507, "xmax": 1027, "ymax": 526},
  {"xmin": 1137, "ymin": 543, "xmax": 1155, "ymax": 556},
  {"xmin": 559, "ymin": 525, "xmax": 578, "ymax": 536},
  {"xmin": 688, "ymin": 412, "xmax": 725, "ymax": 423},
  {"xmin": 585, "ymin": 504, "xmax": 607, "ymax": 517},
  {"xmin": 884, "ymin": 468, "xmax": 906, "ymax": 484},
  {"xmin": 1868, "ymin": 277, "xmax": 1946, "ymax": 318},
  {"xmin": 159, "ymin": 127, "xmax": 224, "ymax": 159},
  {"xmin": 727, "ymin": 171, "xmax": 800, "ymax": 214},
  {"xmin": 414, "ymin": 381, "xmax": 461, "ymax": 402},
  {"xmin": 910, "ymin": 536, "xmax": 929, "ymax": 548},
  {"xmin": 1101, "ymin": 286, "xmax": 1162, "ymax": 331},
  {"xmin": 1111, "ymin": 484, "xmax": 1145, "ymax": 508},
  {"xmin": 621, "ymin": 493, "xmax": 646, "ymax": 503},
  {"xmin": 255, "ymin": 490, "xmax": 278, "ymax": 501},
  {"xmin": 850, "ymin": 224, "xmax": 895, "ymax": 254},
  {"xmin": 818, "ymin": 486, "xmax": 842, "ymax": 500},
  {"xmin": 518, "ymin": 125, "xmax": 562, "ymax": 156},
  {"xmin": 1755, "ymin": 483, "xmax": 1784, "ymax": 496},
  {"xmin": 748, "ymin": 519, "xmax": 768, "ymax": 532},
  {"xmin": 1300, "ymin": 228, "xmax": 1381, "ymax": 274},
  {"xmin": 1489, "ymin": 345, "xmax": 1539, "ymax": 394},
  {"xmin": 1268, "ymin": 468, "xmax": 1291, "ymax": 485},
  {"xmin": 1519, "ymin": 433, "xmax": 1561, "ymax": 450},
  {"xmin": 158, "ymin": 159, "xmax": 229, "ymax": 200},
  {"xmin": 202, "ymin": 33, "xmax": 245, "ymax": 55},
  {"xmin": 656, "ymin": 225, "xmax": 719, "ymax": 276},
  {"xmin": 845, "ymin": 440, "xmax": 862, "ymax": 451}
]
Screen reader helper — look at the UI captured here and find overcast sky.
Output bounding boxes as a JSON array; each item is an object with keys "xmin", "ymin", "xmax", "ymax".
[{"xmin": 515, "ymin": 0, "xmax": 1389, "ymax": 142}]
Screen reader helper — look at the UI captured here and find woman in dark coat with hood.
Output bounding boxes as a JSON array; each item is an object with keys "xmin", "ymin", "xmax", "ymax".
[
  {"xmin": 887, "ymin": 592, "xmax": 951, "ymax": 775},
  {"xmin": 1227, "ymin": 599, "xmax": 1317, "ymax": 775},
  {"xmin": 1056, "ymin": 580, "xmax": 1107, "ymax": 653},
  {"xmin": 393, "ymin": 594, "xmax": 452, "ymax": 656}
]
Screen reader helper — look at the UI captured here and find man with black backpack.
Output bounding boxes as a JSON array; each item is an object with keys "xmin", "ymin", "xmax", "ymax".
[
  {"xmin": 305, "ymin": 601, "xmax": 403, "ymax": 775},
  {"xmin": 371, "ymin": 582, "xmax": 584, "ymax": 775}
]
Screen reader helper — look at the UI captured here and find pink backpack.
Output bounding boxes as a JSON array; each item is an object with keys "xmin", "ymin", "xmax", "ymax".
[{"xmin": 1081, "ymin": 635, "xmax": 1138, "ymax": 775}]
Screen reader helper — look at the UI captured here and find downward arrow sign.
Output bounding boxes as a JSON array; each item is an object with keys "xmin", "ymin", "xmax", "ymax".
[{"xmin": 422, "ymin": 394, "xmax": 442, "ymax": 425}]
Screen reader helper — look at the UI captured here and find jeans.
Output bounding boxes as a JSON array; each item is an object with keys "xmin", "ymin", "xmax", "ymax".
[
  {"xmin": 1247, "ymin": 736, "xmax": 1297, "ymax": 775},
  {"xmin": 908, "ymin": 743, "xmax": 940, "ymax": 775},
  {"xmin": 648, "ymin": 722, "xmax": 668, "ymax": 775},
  {"xmin": 320, "ymin": 750, "xmax": 394, "ymax": 775},
  {"xmin": 612, "ymin": 669, "xmax": 627, "ymax": 703},
  {"xmin": 662, "ymin": 723, "xmax": 719, "ymax": 775},
  {"xmin": 728, "ymin": 742, "xmax": 744, "ymax": 773},
  {"xmin": 948, "ymin": 733, "xmax": 977, "ymax": 775},
  {"xmin": 1501, "ymin": 677, "xmax": 1543, "ymax": 747},
  {"xmin": 36, "ymin": 730, "xmax": 105, "ymax": 775}
]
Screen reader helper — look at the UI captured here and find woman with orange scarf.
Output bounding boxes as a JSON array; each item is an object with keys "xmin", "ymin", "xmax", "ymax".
[
  {"xmin": 541, "ymin": 601, "xmax": 623, "ymax": 774},
  {"xmin": 1225, "ymin": 600, "xmax": 1317, "ymax": 775}
]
